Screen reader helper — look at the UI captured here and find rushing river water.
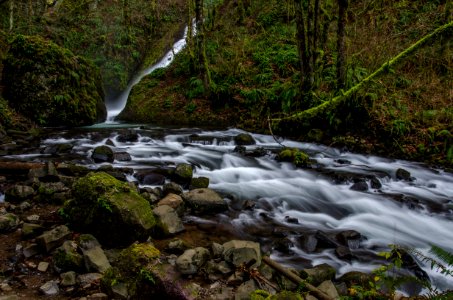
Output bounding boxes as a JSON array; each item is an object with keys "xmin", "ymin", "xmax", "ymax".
[{"xmin": 4, "ymin": 125, "xmax": 450, "ymax": 292}]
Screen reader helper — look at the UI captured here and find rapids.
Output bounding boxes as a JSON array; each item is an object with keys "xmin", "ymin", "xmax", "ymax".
[{"xmin": 9, "ymin": 125, "xmax": 451, "ymax": 292}]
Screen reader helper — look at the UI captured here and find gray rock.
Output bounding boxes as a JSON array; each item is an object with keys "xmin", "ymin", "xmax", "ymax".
[
  {"xmin": 158, "ymin": 193, "xmax": 184, "ymax": 215},
  {"xmin": 23, "ymin": 243, "xmax": 40, "ymax": 258},
  {"xmin": 87, "ymin": 293, "xmax": 108, "ymax": 300},
  {"xmin": 166, "ymin": 239, "xmax": 187, "ymax": 254},
  {"xmin": 211, "ymin": 242, "xmax": 224, "ymax": 258},
  {"xmin": 350, "ymin": 181, "xmax": 368, "ymax": 191},
  {"xmin": 110, "ymin": 282, "xmax": 129, "ymax": 300},
  {"xmin": 83, "ymin": 246, "xmax": 111, "ymax": 273},
  {"xmin": 77, "ymin": 273, "xmax": 103, "ymax": 286},
  {"xmin": 114, "ymin": 152, "xmax": 132, "ymax": 161},
  {"xmin": 223, "ymin": 240, "xmax": 261, "ymax": 268},
  {"xmin": 40, "ymin": 280, "xmax": 59, "ymax": 296},
  {"xmin": 153, "ymin": 205, "xmax": 185, "ymax": 236},
  {"xmin": 78, "ymin": 234, "xmax": 102, "ymax": 251},
  {"xmin": 38, "ymin": 261, "xmax": 49, "ymax": 272},
  {"xmin": 183, "ymin": 188, "xmax": 228, "ymax": 214},
  {"xmin": 53, "ymin": 240, "xmax": 84, "ymax": 272},
  {"xmin": 176, "ymin": 247, "xmax": 210, "ymax": 275},
  {"xmin": 36, "ymin": 225, "xmax": 71, "ymax": 252},
  {"xmin": 318, "ymin": 280, "xmax": 340, "ymax": 298},
  {"xmin": 0, "ymin": 213, "xmax": 20, "ymax": 233},
  {"xmin": 60, "ymin": 271, "xmax": 77, "ymax": 286},
  {"xmin": 235, "ymin": 280, "xmax": 257, "ymax": 300},
  {"xmin": 5, "ymin": 185, "xmax": 34, "ymax": 202},
  {"xmin": 117, "ymin": 130, "xmax": 138, "ymax": 143},
  {"xmin": 396, "ymin": 168, "xmax": 412, "ymax": 181},
  {"xmin": 22, "ymin": 222, "xmax": 44, "ymax": 238},
  {"xmin": 25, "ymin": 214, "xmax": 40, "ymax": 223}
]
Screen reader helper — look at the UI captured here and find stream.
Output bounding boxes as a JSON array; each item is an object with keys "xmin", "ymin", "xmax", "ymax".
[{"xmin": 2, "ymin": 125, "xmax": 453, "ymax": 293}]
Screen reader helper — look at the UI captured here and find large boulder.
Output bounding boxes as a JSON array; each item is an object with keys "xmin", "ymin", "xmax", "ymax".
[
  {"xmin": 222, "ymin": 240, "xmax": 261, "ymax": 268},
  {"xmin": 173, "ymin": 163, "xmax": 193, "ymax": 185},
  {"xmin": 183, "ymin": 188, "xmax": 228, "ymax": 214},
  {"xmin": 234, "ymin": 133, "xmax": 256, "ymax": 146},
  {"xmin": 62, "ymin": 172, "xmax": 156, "ymax": 247},
  {"xmin": 92, "ymin": 146, "xmax": 114, "ymax": 163},
  {"xmin": 0, "ymin": 213, "xmax": 20, "ymax": 233},
  {"xmin": 5, "ymin": 185, "xmax": 34, "ymax": 203},
  {"xmin": 176, "ymin": 247, "xmax": 210, "ymax": 275},
  {"xmin": 2, "ymin": 34, "xmax": 106, "ymax": 126},
  {"xmin": 153, "ymin": 205, "xmax": 185, "ymax": 236}
]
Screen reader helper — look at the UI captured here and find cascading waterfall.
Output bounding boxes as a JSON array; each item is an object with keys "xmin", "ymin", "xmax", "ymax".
[{"xmin": 104, "ymin": 25, "xmax": 191, "ymax": 122}]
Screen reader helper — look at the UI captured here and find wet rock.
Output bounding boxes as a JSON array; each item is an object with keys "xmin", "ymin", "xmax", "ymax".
[
  {"xmin": 137, "ymin": 172, "xmax": 166, "ymax": 185},
  {"xmin": 396, "ymin": 168, "xmax": 412, "ymax": 181},
  {"xmin": 350, "ymin": 180, "xmax": 368, "ymax": 191},
  {"xmin": 276, "ymin": 148, "xmax": 310, "ymax": 167},
  {"xmin": 370, "ymin": 177, "xmax": 382, "ymax": 189},
  {"xmin": 114, "ymin": 152, "xmax": 132, "ymax": 162},
  {"xmin": 302, "ymin": 263, "xmax": 336, "ymax": 286},
  {"xmin": 40, "ymin": 280, "xmax": 59, "ymax": 296},
  {"xmin": 235, "ymin": 280, "xmax": 257, "ymax": 300},
  {"xmin": 117, "ymin": 130, "xmax": 139, "ymax": 143},
  {"xmin": 0, "ymin": 213, "xmax": 20, "ymax": 233},
  {"xmin": 53, "ymin": 241, "xmax": 84, "ymax": 272},
  {"xmin": 64, "ymin": 172, "xmax": 156, "ymax": 247},
  {"xmin": 158, "ymin": 193, "xmax": 184, "ymax": 215},
  {"xmin": 335, "ymin": 246, "xmax": 353, "ymax": 260},
  {"xmin": 23, "ymin": 243, "xmax": 40, "ymax": 258},
  {"xmin": 315, "ymin": 231, "xmax": 339, "ymax": 249},
  {"xmin": 336, "ymin": 230, "xmax": 362, "ymax": 248},
  {"xmin": 5, "ymin": 185, "xmax": 34, "ymax": 203},
  {"xmin": 183, "ymin": 188, "xmax": 228, "ymax": 214},
  {"xmin": 212, "ymin": 242, "xmax": 224, "ymax": 258},
  {"xmin": 162, "ymin": 182, "xmax": 182, "ymax": 195},
  {"xmin": 284, "ymin": 216, "xmax": 299, "ymax": 224},
  {"xmin": 234, "ymin": 133, "xmax": 256, "ymax": 146},
  {"xmin": 105, "ymin": 139, "xmax": 115, "ymax": 147},
  {"xmin": 318, "ymin": 280, "xmax": 340, "ymax": 298},
  {"xmin": 273, "ymin": 237, "xmax": 294, "ymax": 254},
  {"xmin": 176, "ymin": 247, "xmax": 210, "ymax": 275},
  {"xmin": 173, "ymin": 163, "xmax": 193, "ymax": 185},
  {"xmin": 36, "ymin": 225, "xmax": 71, "ymax": 252},
  {"xmin": 223, "ymin": 240, "xmax": 261, "ymax": 268},
  {"xmin": 56, "ymin": 163, "xmax": 91, "ymax": 177},
  {"xmin": 92, "ymin": 146, "xmax": 114, "ymax": 163},
  {"xmin": 60, "ymin": 271, "xmax": 77, "ymax": 286},
  {"xmin": 190, "ymin": 177, "xmax": 210, "ymax": 190},
  {"xmin": 336, "ymin": 158, "xmax": 351, "ymax": 165},
  {"xmin": 153, "ymin": 205, "xmax": 185, "ymax": 236},
  {"xmin": 226, "ymin": 271, "xmax": 245, "ymax": 286},
  {"xmin": 233, "ymin": 145, "xmax": 246, "ymax": 155}
]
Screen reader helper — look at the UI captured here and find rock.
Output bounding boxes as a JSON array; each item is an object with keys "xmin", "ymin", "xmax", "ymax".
[
  {"xmin": 338, "ymin": 271, "xmax": 371, "ymax": 288},
  {"xmin": 0, "ymin": 283, "xmax": 13, "ymax": 292},
  {"xmin": 183, "ymin": 188, "xmax": 228, "ymax": 214},
  {"xmin": 25, "ymin": 214, "xmax": 40, "ymax": 223},
  {"xmin": 37, "ymin": 181, "xmax": 70, "ymax": 203},
  {"xmin": 163, "ymin": 182, "xmax": 183, "ymax": 195},
  {"xmin": 153, "ymin": 205, "xmax": 185, "ymax": 236},
  {"xmin": 78, "ymin": 273, "xmax": 103, "ymax": 286},
  {"xmin": 37, "ymin": 261, "xmax": 49, "ymax": 272},
  {"xmin": 5, "ymin": 185, "xmax": 34, "ymax": 202},
  {"xmin": 83, "ymin": 246, "xmax": 111, "ymax": 273},
  {"xmin": 217, "ymin": 261, "xmax": 233, "ymax": 275},
  {"xmin": 336, "ymin": 230, "xmax": 362, "ymax": 249},
  {"xmin": 336, "ymin": 158, "xmax": 351, "ymax": 165},
  {"xmin": 140, "ymin": 173, "xmax": 166, "ymax": 185},
  {"xmin": 78, "ymin": 234, "xmax": 102, "ymax": 250},
  {"xmin": 276, "ymin": 148, "xmax": 310, "ymax": 167},
  {"xmin": 176, "ymin": 247, "xmax": 210, "ymax": 275},
  {"xmin": 88, "ymin": 293, "xmax": 109, "ymax": 300},
  {"xmin": 39, "ymin": 280, "xmax": 59, "ymax": 296},
  {"xmin": 117, "ymin": 130, "xmax": 139, "ymax": 143},
  {"xmin": 235, "ymin": 280, "xmax": 257, "ymax": 300},
  {"xmin": 234, "ymin": 133, "xmax": 256, "ymax": 146},
  {"xmin": 23, "ymin": 243, "xmax": 40, "ymax": 258},
  {"xmin": 211, "ymin": 242, "xmax": 224, "ymax": 258},
  {"xmin": 0, "ymin": 213, "xmax": 20, "ymax": 233},
  {"xmin": 350, "ymin": 180, "xmax": 368, "ymax": 191},
  {"xmin": 273, "ymin": 237, "xmax": 294, "ymax": 254},
  {"xmin": 60, "ymin": 271, "xmax": 77, "ymax": 286},
  {"xmin": 166, "ymin": 239, "xmax": 187, "ymax": 255},
  {"xmin": 222, "ymin": 240, "xmax": 261, "ymax": 268},
  {"xmin": 56, "ymin": 163, "xmax": 91, "ymax": 177},
  {"xmin": 114, "ymin": 152, "xmax": 132, "ymax": 161},
  {"xmin": 173, "ymin": 163, "xmax": 193, "ymax": 185},
  {"xmin": 63, "ymin": 172, "xmax": 156, "ymax": 247},
  {"xmin": 158, "ymin": 193, "xmax": 184, "ymax": 213},
  {"xmin": 300, "ymin": 233, "xmax": 318, "ymax": 253},
  {"xmin": 396, "ymin": 168, "xmax": 412, "ymax": 181},
  {"xmin": 307, "ymin": 128, "xmax": 324, "ymax": 143},
  {"xmin": 317, "ymin": 280, "xmax": 340, "ymax": 298},
  {"xmin": 335, "ymin": 246, "xmax": 353, "ymax": 260},
  {"xmin": 302, "ymin": 263, "xmax": 336, "ymax": 286},
  {"xmin": 370, "ymin": 177, "xmax": 382, "ymax": 189},
  {"xmin": 190, "ymin": 177, "xmax": 209, "ymax": 190},
  {"xmin": 233, "ymin": 145, "xmax": 246, "ymax": 154},
  {"xmin": 92, "ymin": 146, "xmax": 114, "ymax": 163},
  {"xmin": 53, "ymin": 241, "xmax": 84, "ymax": 272},
  {"xmin": 0, "ymin": 296, "xmax": 19, "ymax": 300},
  {"xmin": 36, "ymin": 225, "xmax": 71, "ymax": 252}
]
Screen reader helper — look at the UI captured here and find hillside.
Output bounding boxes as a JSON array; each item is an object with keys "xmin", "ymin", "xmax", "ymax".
[{"xmin": 120, "ymin": 0, "xmax": 452, "ymax": 166}]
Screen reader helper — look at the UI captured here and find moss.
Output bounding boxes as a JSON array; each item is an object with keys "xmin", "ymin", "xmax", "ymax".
[
  {"xmin": 250, "ymin": 289, "xmax": 271, "ymax": 300},
  {"xmin": 269, "ymin": 291, "xmax": 303, "ymax": 300},
  {"xmin": 277, "ymin": 148, "xmax": 310, "ymax": 167},
  {"xmin": 2, "ymin": 34, "xmax": 105, "ymax": 126},
  {"xmin": 65, "ymin": 172, "xmax": 156, "ymax": 247}
]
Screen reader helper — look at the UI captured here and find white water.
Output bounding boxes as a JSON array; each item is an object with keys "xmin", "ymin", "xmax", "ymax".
[
  {"xmin": 34, "ymin": 127, "xmax": 453, "ymax": 291},
  {"xmin": 105, "ymin": 26, "xmax": 190, "ymax": 122}
]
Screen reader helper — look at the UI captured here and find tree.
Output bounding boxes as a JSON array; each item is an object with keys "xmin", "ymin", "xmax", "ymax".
[
  {"xmin": 336, "ymin": 0, "xmax": 348, "ymax": 89},
  {"xmin": 192, "ymin": 0, "xmax": 212, "ymax": 92}
]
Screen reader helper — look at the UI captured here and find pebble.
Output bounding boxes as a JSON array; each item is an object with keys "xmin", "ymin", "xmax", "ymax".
[
  {"xmin": 25, "ymin": 214, "xmax": 40, "ymax": 223},
  {"xmin": 40, "ymin": 280, "xmax": 59, "ymax": 296},
  {"xmin": 38, "ymin": 261, "xmax": 49, "ymax": 272}
]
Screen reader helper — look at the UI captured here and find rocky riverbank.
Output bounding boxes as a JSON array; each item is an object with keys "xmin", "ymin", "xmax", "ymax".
[{"xmin": 1, "ymin": 129, "xmax": 441, "ymax": 300}]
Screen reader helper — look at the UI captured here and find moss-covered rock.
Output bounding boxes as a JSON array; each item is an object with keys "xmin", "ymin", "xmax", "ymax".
[
  {"xmin": 63, "ymin": 172, "xmax": 156, "ymax": 247},
  {"xmin": 276, "ymin": 148, "xmax": 311, "ymax": 167},
  {"xmin": 2, "ymin": 34, "xmax": 106, "ymax": 126}
]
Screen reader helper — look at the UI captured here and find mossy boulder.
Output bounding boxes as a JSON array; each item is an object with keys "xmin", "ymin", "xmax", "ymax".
[
  {"xmin": 234, "ymin": 133, "xmax": 256, "ymax": 146},
  {"xmin": 63, "ymin": 172, "xmax": 156, "ymax": 247},
  {"xmin": 2, "ymin": 34, "xmax": 106, "ymax": 126},
  {"xmin": 173, "ymin": 163, "xmax": 193, "ymax": 185},
  {"xmin": 92, "ymin": 145, "xmax": 114, "ymax": 163},
  {"xmin": 276, "ymin": 148, "xmax": 311, "ymax": 167}
]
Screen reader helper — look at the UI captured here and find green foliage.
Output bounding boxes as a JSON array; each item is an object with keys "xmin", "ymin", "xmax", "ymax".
[{"xmin": 186, "ymin": 77, "xmax": 205, "ymax": 99}]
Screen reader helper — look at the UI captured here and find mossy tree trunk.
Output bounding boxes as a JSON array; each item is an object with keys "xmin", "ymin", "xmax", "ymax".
[
  {"xmin": 9, "ymin": 0, "xmax": 13, "ymax": 31},
  {"xmin": 336, "ymin": 0, "xmax": 348, "ymax": 89},
  {"xmin": 272, "ymin": 20, "xmax": 453, "ymax": 129},
  {"xmin": 194, "ymin": 0, "xmax": 212, "ymax": 93}
]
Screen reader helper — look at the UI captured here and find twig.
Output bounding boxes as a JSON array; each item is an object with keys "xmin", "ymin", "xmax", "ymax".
[{"xmin": 267, "ymin": 114, "xmax": 285, "ymax": 148}]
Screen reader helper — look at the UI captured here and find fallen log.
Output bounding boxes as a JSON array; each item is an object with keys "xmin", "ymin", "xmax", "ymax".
[
  {"xmin": 0, "ymin": 161, "xmax": 45, "ymax": 175},
  {"xmin": 262, "ymin": 256, "xmax": 334, "ymax": 300}
]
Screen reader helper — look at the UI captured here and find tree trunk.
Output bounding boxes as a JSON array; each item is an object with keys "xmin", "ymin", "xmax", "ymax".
[
  {"xmin": 9, "ymin": 0, "xmax": 13, "ymax": 31},
  {"xmin": 295, "ymin": 0, "xmax": 310, "ymax": 93},
  {"xmin": 336, "ymin": 0, "xmax": 348, "ymax": 89}
]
